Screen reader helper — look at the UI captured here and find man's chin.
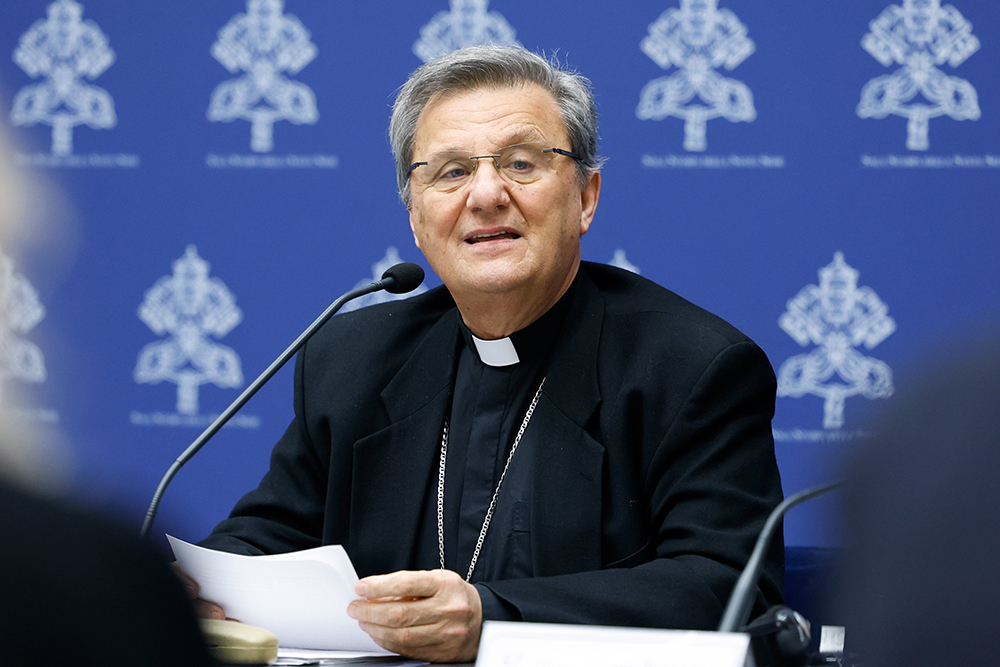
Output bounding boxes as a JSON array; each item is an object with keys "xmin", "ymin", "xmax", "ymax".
[{"xmin": 449, "ymin": 263, "xmax": 532, "ymax": 296}]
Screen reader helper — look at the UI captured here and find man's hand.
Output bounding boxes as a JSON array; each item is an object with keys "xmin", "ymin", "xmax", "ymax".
[
  {"xmin": 171, "ymin": 563, "xmax": 229, "ymax": 621},
  {"xmin": 347, "ymin": 569, "xmax": 482, "ymax": 662}
]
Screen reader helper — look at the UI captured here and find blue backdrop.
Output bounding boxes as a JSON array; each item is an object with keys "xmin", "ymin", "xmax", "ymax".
[{"xmin": 1, "ymin": 0, "xmax": 997, "ymax": 549}]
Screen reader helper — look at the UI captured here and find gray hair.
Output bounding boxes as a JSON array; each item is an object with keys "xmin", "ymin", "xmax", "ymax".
[{"xmin": 390, "ymin": 45, "xmax": 605, "ymax": 207}]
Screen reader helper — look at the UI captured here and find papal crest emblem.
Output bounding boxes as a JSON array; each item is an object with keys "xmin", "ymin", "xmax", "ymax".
[
  {"xmin": 10, "ymin": 0, "xmax": 117, "ymax": 156},
  {"xmin": 134, "ymin": 247, "xmax": 244, "ymax": 416},
  {"xmin": 0, "ymin": 248, "xmax": 47, "ymax": 406},
  {"xmin": 776, "ymin": 253, "xmax": 896, "ymax": 430},
  {"xmin": 208, "ymin": 0, "xmax": 319, "ymax": 153},
  {"xmin": 858, "ymin": 0, "xmax": 981, "ymax": 151},
  {"xmin": 637, "ymin": 0, "xmax": 756, "ymax": 152},
  {"xmin": 414, "ymin": 0, "xmax": 519, "ymax": 63}
]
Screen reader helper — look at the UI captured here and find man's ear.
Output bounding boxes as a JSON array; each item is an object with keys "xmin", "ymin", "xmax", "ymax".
[
  {"xmin": 408, "ymin": 207, "xmax": 423, "ymax": 250},
  {"xmin": 579, "ymin": 171, "xmax": 601, "ymax": 236}
]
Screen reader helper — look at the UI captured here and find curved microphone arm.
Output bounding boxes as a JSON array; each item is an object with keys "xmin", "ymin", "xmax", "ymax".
[{"xmin": 717, "ymin": 480, "xmax": 845, "ymax": 633}]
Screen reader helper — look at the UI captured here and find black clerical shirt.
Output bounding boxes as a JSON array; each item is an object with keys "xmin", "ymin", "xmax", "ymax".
[{"xmin": 413, "ymin": 282, "xmax": 576, "ymax": 621}]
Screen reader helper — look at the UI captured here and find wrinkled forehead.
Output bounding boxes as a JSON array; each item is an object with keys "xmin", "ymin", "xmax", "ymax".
[{"xmin": 415, "ymin": 82, "xmax": 568, "ymax": 151}]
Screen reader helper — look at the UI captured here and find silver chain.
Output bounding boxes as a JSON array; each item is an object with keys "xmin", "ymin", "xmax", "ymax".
[
  {"xmin": 436, "ymin": 419, "xmax": 448, "ymax": 572},
  {"xmin": 437, "ymin": 377, "xmax": 546, "ymax": 582}
]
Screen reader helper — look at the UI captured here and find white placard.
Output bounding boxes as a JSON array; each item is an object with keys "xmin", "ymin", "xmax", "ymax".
[
  {"xmin": 476, "ymin": 621, "xmax": 753, "ymax": 667},
  {"xmin": 819, "ymin": 625, "xmax": 846, "ymax": 654}
]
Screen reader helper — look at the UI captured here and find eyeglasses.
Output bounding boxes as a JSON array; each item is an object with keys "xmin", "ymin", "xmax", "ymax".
[{"xmin": 408, "ymin": 143, "xmax": 581, "ymax": 192}]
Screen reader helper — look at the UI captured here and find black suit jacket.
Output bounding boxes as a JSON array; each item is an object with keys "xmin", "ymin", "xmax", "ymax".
[{"xmin": 203, "ymin": 262, "xmax": 783, "ymax": 629}]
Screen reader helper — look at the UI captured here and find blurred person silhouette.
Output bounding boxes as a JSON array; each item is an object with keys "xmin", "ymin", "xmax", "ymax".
[
  {"xmin": 836, "ymin": 325, "xmax": 1000, "ymax": 665},
  {"xmin": 0, "ymin": 115, "xmax": 215, "ymax": 666}
]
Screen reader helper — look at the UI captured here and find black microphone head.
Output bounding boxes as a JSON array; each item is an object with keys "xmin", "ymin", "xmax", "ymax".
[{"xmin": 381, "ymin": 262, "xmax": 425, "ymax": 294}]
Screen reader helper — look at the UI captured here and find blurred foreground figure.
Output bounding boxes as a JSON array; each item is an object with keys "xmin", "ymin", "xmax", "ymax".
[
  {"xmin": 0, "ymin": 115, "xmax": 214, "ymax": 666},
  {"xmin": 838, "ymin": 328, "xmax": 1000, "ymax": 665},
  {"xmin": 0, "ymin": 478, "xmax": 215, "ymax": 666}
]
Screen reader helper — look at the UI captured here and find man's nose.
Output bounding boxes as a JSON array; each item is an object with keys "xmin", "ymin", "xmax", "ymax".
[{"xmin": 465, "ymin": 158, "xmax": 510, "ymax": 211}]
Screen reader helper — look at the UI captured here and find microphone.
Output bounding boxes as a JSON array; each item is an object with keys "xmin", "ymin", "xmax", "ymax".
[
  {"xmin": 717, "ymin": 480, "xmax": 844, "ymax": 633},
  {"xmin": 382, "ymin": 261, "xmax": 425, "ymax": 294},
  {"xmin": 139, "ymin": 262, "xmax": 425, "ymax": 539}
]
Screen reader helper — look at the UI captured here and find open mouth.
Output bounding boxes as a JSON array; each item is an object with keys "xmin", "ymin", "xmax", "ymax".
[{"xmin": 466, "ymin": 230, "xmax": 521, "ymax": 244}]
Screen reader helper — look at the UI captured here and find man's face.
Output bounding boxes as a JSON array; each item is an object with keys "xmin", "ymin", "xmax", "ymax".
[{"xmin": 407, "ymin": 83, "xmax": 600, "ymax": 307}]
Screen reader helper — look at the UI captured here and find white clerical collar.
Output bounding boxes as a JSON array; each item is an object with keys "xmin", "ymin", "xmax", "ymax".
[{"xmin": 471, "ymin": 335, "xmax": 520, "ymax": 367}]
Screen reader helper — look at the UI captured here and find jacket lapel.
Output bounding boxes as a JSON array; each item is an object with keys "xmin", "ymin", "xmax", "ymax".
[
  {"xmin": 349, "ymin": 309, "xmax": 459, "ymax": 575},
  {"xmin": 529, "ymin": 272, "xmax": 607, "ymax": 576},
  {"xmin": 528, "ymin": 398, "xmax": 606, "ymax": 575}
]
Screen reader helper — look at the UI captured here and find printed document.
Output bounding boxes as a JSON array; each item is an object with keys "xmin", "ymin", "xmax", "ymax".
[{"xmin": 168, "ymin": 536, "xmax": 392, "ymax": 654}]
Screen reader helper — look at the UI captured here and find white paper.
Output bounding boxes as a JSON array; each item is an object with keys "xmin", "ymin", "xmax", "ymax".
[{"xmin": 168, "ymin": 536, "xmax": 391, "ymax": 653}]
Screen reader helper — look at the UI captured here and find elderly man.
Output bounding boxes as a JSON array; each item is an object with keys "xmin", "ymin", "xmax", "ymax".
[{"xmin": 191, "ymin": 45, "xmax": 783, "ymax": 662}]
